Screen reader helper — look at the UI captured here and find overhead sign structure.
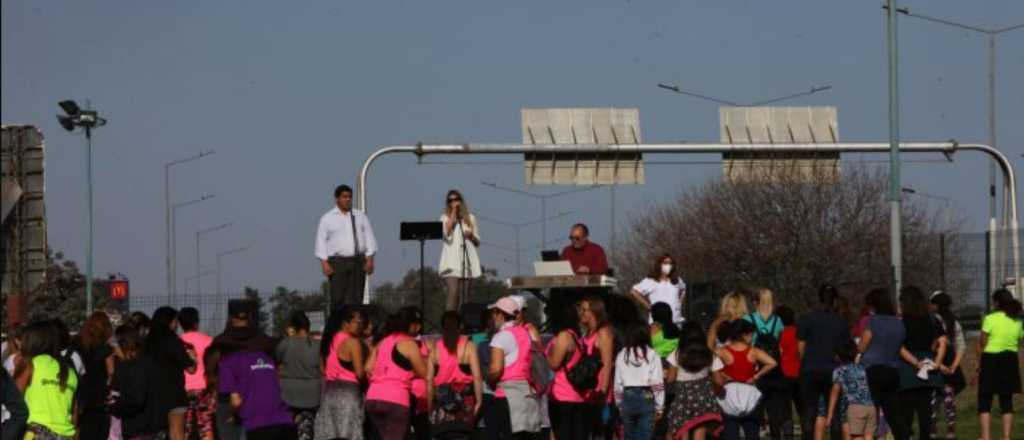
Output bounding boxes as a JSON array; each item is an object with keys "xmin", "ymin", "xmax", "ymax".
[
  {"xmin": 521, "ymin": 108, "xmax": 644, "ymax": 185},
  {"xmin": 719, "ymin": 106, "xmax": 840, "ymax": 183}
]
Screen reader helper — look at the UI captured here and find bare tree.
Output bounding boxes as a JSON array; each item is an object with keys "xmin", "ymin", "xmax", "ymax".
[{"xmin": 613, "ymin": 164, "xmax": 964, "ymax": 312}]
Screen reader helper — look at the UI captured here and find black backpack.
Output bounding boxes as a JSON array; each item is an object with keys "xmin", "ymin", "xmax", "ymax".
[
  {"xmin": 751, "ymin": 315, "xmax": 784, "ymax": 386},
  {"xmin": 565, "ymin": 331, "xmax": 602, "ymax": 392}
]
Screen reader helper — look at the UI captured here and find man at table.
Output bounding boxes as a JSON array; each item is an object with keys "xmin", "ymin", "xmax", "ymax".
[{"xmin": 560, "ymin": 223, "xmax": 608, "ymax": 275}]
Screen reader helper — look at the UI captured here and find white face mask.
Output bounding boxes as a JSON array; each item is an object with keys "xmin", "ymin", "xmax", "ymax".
[{"xmin": 661, "ymin": 264, "xmax": 673, "ymax": 275}]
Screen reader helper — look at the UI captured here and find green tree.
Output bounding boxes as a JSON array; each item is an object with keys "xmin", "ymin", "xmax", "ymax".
[
  {"xmin": 371, "ymin": 267, "xmax": 511, "ymax": 331},
  {"xmin": 268, "ymin": 286, "xmax": 326, "ymax": 336},
  {"xmin": 242, "ymin": 286, "xmax": 270, "ymax": 333},
  {"xmin": 27, "ymin": 249, "xmax": 113, "ymax": 328}
]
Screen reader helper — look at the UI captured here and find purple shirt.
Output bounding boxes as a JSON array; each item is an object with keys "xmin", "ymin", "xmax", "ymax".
[{"xmin": 218, "ymin": 350, "xmax": 293, "ymax": 431}]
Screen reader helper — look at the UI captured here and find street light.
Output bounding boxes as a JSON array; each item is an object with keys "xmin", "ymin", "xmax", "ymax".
[
  {"xmin": 656, "ymin": 83, "xmax": 833, "ymax": 107},
  {"xmin": 477, "ymin": 211, "xmax": 573, "ymax": 275},
  {"xmin": 56, "ymin": 99, "xmax": 107, "ymax": 316},
  {"xmin": 171, "ymin": 194, "xmax": 214, "ymax": 304},
  {"xmin": 480, "ymin": 181, "xmax": 603, "ymax": 248},
  {"xmin": 165, "ymin": 150, "xmax": 214, "ymax": 299},
  {"xmin": 217, "ymin": 245, "xmax": 251, "ymax": 297},
  {"xmin": 196, "ymin": 222, "xmax": 233, "ymax": 296},
  {"xmin": 895, "ymin": 6, "xmax": 1023, "ymax": 289}
]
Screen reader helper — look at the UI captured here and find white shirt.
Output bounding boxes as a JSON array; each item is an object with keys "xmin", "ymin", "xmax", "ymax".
[
  {"xmin": 490, "ymin": 322, "xmax": 519, "ymax": 366},
  {"xmin": 314, "ymin": 207, "xmax": 378, "ymax": 260},
  {"xmin": 613, "ymin": 347, "xmax": 665, "ymax": 411},
  {"xmin": 665, "ymin": 348, "xmax": 723, "ymax": 382},
  {"xmin": 633, "ymin": 277, "xmax": 686, "ymax": 323}
]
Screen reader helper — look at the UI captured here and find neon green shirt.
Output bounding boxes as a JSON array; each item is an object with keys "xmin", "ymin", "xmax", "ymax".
[
  {"xmin": 982, "ymin": 311, "xmax": 1024, "ymax": 353},
  {"xmin": 25, "ymin": 355, "xmax": 78, "ymax": 437},
  {"xmin": 651, "ymin": 329, "xmax": 678, "ymax": 358}
]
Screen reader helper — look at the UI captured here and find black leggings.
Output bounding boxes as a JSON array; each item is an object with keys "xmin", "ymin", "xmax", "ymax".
[
  {"xmin": 867, "ymin": 365, "xmax": 908, "ymax": 440},
  {"xmin": 548, "ymin": 400, "xmax": 592, "ymax": 440},
  {"xmin": 898, "ymin": 387, "xmax": 934, "ymax": 440},
  {"xmin": 978, "ymin": 392, "xmax": 1014, "ymax": 414}
]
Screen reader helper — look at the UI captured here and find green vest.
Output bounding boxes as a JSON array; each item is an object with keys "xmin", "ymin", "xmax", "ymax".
[{"xmin": 25, "ymin": 354, "xmax": 78, "ymax": 437}]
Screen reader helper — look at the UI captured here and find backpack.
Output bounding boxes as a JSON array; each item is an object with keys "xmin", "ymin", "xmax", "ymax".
[
  {"xmin": 750, "ymin": 315, "xmax": 784, "ymax": 386},
  {"xmin": 566, "ymin": 331, "xmax": 602, "ymax": 392},
  {"xmin": 529, "ymin": 339, "xmax": 553, "ymax": 394}
]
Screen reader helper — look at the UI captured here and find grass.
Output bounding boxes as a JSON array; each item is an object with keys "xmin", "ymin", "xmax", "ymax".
[{"xmin": 932, "ymin": 336, "xmax": 1024, "ymax": 440}]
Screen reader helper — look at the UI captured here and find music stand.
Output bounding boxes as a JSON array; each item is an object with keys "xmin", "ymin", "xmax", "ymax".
[{"xmin": 400, "ymin": 221, "xmax": 444, "ymax": 313}]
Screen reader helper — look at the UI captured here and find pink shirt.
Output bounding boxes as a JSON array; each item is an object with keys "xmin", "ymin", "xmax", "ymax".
[
  {"xmin": 547, "ymin": 329, "xmax": 584, "ymax": 403},
  {"xmin": 181, "ymin": 331, "xmax": 212, "ymax": 392},
  {"xmin": 411, "ymin": 340, "xmax": 430, "ymax": 413},
  {"xmin": 495, "ymin": 325, "xmax": 532, "ymax": 398},
  {"xmin": 436, "ymin": 336, "xmax": 473, "ymax": 386},
  {"xmin": 366, "ymin": 334, "xmax": 416, "ymax": 407},
  {"xmin": 325, "ymin": 331, "xmax": 358, "ymax": 383}
]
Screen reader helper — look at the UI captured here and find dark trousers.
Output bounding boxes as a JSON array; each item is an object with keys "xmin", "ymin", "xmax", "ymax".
[
  {"xmin": 898, "ymin": 388, "xmax": 934, "ymax": 440},
  {"xmin": 762, "ymin": 381, "xmax": 794, "ymax": 440},
  {"xmin": 79, "ymin": 407, "xmax": 111, "ymax": 440},
  {"xmin": 487, "ymin": 398, "xmax": 541, "ymax": 440},
  {"xmin": 328, "ymin": 255, "xmax": 365, "ymax": 308},
  {"xmin": 366, "ymin": 400, "xmax": 410, "ymax": 440},
  {"xmin": 548, "ymin": 400, "xmax": 592, "ymax": 440},
  {"xmin": 978, "ymin": 392, "xmax": 1014, "ymax": 414},
  {"xmin": 723, "ymin": 414, "xmax": 759, "ymax": 440},
  {"xmin": 799, "ymin": 369, "xmax": 844, "ymax": 440},
  {"xmin": 216, "ymin": 396, "xmax": 244, "ymax": 440},
  {"xmin": 867, "ymin": 365, "xmax": 907, "ymax": 440},
  {"xmin": 247, "ymin": 424, "xmax": 298, "ymax": 440}
]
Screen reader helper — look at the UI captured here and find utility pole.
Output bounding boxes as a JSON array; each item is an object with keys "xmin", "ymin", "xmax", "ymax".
[
  {"xmin": 196, "ymin": 222, "xmax": 233, "ymax": 296},
  {"xmin": 165, "ymin": 150, "xmax": 213, "ymax": 301},
  {"xmin": 886, "ymin": 0, "xmax": 904, "ymax": 298}
]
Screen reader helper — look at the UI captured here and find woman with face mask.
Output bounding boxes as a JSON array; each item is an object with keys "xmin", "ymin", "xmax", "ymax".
[{"xmin": 629, "ymin": 254, "xmax": 686, "ymax": 326}]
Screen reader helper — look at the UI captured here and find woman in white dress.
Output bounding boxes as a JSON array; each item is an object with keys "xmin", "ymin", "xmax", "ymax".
[{"xmin": 439, "ymin": 190, "xmax": 481, "ymax": 311}]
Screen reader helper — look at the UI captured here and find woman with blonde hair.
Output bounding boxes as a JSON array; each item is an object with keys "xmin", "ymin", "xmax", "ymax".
[
  {"xmin": 439, "ymin": 189, "xmax": 482, "ymax": 311},
  {"xmin": 742, "ymin": 288, "xmax": 787, "ymax": 440},
  {"xmin": 707, "ymin": 291, "xmax": 750, "ymax": 350}
]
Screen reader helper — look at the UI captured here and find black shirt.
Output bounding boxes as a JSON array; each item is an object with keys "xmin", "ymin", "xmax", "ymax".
[
  {"xmin": 797, "ymin": 310, "xmax": 851, "ymax": 372},
  {"xmin": 73, "ymin": 342, "xmax": 113, "ymax": 409},
  {"xmin": 903, "ymin": 315, "xmax": 943, "ymax": 353},
  {"xmin": 111, "ymin": 356, "xmax": 167, "ymax": 437}
]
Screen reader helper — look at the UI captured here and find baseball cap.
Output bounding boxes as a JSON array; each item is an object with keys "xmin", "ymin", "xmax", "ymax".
[
  {"xmin": 510, "ymin": 294, "xmax": 528, "ymax": 310},
  {"xmin": 488, "ymin": 296, "xmax": 520, "ymax": 315}
]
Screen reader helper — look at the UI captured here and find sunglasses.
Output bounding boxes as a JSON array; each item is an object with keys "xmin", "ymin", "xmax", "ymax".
[
  {"xmin": 448, "ymin": 197, "xmax": 461, "ymax": 203},
  {"xmin": 569, "ymin": 235, "xmax": 585, "ymax": 241}
]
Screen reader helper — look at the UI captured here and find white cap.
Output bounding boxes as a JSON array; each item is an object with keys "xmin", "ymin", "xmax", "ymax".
[
  {"xmin": 510, "ymin": 294, "xmax": 528, "ymax": 310},
  {"xmin": 488, "ymin": 296, "xmax": 520, "ymax": 315}
]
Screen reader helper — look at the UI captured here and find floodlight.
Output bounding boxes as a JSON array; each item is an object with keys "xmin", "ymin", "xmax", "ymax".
[{"xmin": 59, "ymin": 100, "xmax": 81, "ymax": 116}]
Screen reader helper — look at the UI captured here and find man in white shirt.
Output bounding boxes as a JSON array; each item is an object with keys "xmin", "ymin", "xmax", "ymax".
[{"xmin": 314, "ymin": 184, "xmax": 378, "ymax": 308}]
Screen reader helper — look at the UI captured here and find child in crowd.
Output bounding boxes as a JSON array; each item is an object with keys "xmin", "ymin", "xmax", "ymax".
[
  {"xmin": 826, "ymin": 340, "xmax": 875, "ymax": 440},
  {"xmin": 613, "ymin": 323, "xmax": 664, "ymax": 440},
  {"xmin": 665, "ymin": 323, "xmax": 724, "ymax": 440}
]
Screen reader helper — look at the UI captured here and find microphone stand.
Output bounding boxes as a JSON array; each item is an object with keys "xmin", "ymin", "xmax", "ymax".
[{"xmin": 456, "ymin": 214, "xmax": 471, "ymax": 308}]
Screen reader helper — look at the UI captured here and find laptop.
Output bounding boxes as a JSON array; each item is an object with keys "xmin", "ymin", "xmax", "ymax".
[
  {"xmin": 540, "ymin": 250, "xmax": 561, "ymax": 262},
  {"xmin": 533, "ymin": 261, "xmax": 575, "ymax": 277}
]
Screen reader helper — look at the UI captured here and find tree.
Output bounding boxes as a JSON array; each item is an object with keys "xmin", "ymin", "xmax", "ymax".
[
  {"xmin": 613, "ymin": 165, "xmax": 965, "ymax": 312},
  {"xmin": 268, "ymin": 286, "xmax": 327, "ymax": 336},
  {"xmin": 27, "ymin": 249, "xmax": 113, "ymax": 328},
  {"xmin": 242, "ymin": 287, "xmax": 270, "ymax": 333},
  {"xmin": 371, "ymin": 267, "xmax": 512, "ymax": 330}
]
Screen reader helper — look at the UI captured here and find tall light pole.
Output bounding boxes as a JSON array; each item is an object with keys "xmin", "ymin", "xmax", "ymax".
[
  {"xmin": 195, "ymin": 222, "xmax": 233, "ymax": 296},
  {"xmin": 184, "ymin": 270, "xmax": 214, "ymax": 296},
  {"xmin": 895, "ymin": 6, "xmax": 1022, "ymax": 289},
  {"xmin": 171, "ymin": 194, "xmax": 213, "ymax": 304},
  {"xmin": 56, "ymin": 100, "xmax": 107, "ymax": 316},
  {"xmin": 656, "ymin": 83, "xmax": 833, "ymax": 107},
  {"xmin": 165, "ymin": 151, "xmax": 213, "ymax": 300},
  {"xmin": 477, "ymin": 211, "xmax": 573, "ymax": 275},
  {"xmin": 886, "ymin": 0, "xmax": 904, "ymax": 297},
  {"xmin": 480, "ymin": 181, "xmax": 604, "ymax": 249},
  {"xmin": 217, "ymin": 245, "xmax": 250, "ymax": 297}
]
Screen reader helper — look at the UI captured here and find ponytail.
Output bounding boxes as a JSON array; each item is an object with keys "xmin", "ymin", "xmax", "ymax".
[{"xmin": 440, "ymin": 311, "xmax": 463, "ymax": 355}]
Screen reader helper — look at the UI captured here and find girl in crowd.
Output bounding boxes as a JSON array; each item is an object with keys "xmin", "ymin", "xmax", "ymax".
[
  {"xmin": 430, "ymin": 311, "xmax": 484, "ymax": 439},
  {"xmin": 630, "ymin": 254, "xmax": 686, "ymax": 325},
  {"xmin": 488, "ymin": 296, "xmax": 541, "ymax": 440},
  {"xmin": 743, "ymin": 288, "xmax": 786, "ymax": 440},
  {"xmin": 315, "ymin": 306, "xmax": 367, "ymax": 440},
  {"xmin": 146, "ymin": 307, "xmax": 195, "ymax": 440},
  {"xmin": 15, "ymin": 320, "xmax": 78, "ymax": 440},
  {"xmin": 439, "ymin": 189, "xmax": 482, "ymax": 312},
  {"xmin": 579, "ymin": 294, "xmax": 615, "ymax": 438},
  {"xmin": 775, "ymin": 306, "xmax": 801, "ymax": 440},
  {"xmin": 410, "ymin": 320, "xmax": 434, "ymax": 440},
  {"xmin": 665, "ymin": 334, "xmax": 724, "ymax": 440},
  {"xmin": 546, "ymin": 299, "xmax": 588, "ymax": 440},
  {"xmin": 857, "ymin": 288, "xmax": 905, "ymax": 440},
  {"xmin": 110, "ymin": 324, "xmax": 166, "ymax": 439},
  {"xmin": 976, "ymin": 289, "xmax": 1023, "ymax": 440},
  {"xmin": 707, "ymin": 291, "xmax": 749, "ymax": 350},
  {"xmin": 928, "ymin": 291, "xmax": 965, "ymax": 440},
  {"xmin": 716, "ymin": 320, "xmax": 778, "ymax": 440},
  {"xmin": 896, "ymin": 286, "xmax": 947, "ymax": 440},
  {"xmin": 649, "ymin": 302, "xmax": 680, "ymax": 360},
  {"xmin": 277, "ymin": 311, "xmax": 323, "ymax": 440},
  {"xmin": 365, "ymin": 306, "xmax": 430, "ymax": 440},
  {"xmin": 796, "ymin": 284, "xmax": 850, "ymax": 440},
  {"xmin": 73, "ymin": 311, "xmax": 116, "ymax": 439},
  {"xmin": 613, "ymin": 323, "xmax": 664, "ymax": 440}
]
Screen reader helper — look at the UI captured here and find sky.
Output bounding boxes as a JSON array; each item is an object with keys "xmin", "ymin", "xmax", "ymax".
[{"xmin": 2, "ymin": 0, "xmax": 1022, "ymax": 301}]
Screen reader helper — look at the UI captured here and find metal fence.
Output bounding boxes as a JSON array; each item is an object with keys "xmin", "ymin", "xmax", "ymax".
[
  {"xmin": 932, "ymin": 228, "xmax": 1022, "ymax": 328},
  {"xmin": 124, "ymin": 292, "xmax": 319, "ymax": 335}
]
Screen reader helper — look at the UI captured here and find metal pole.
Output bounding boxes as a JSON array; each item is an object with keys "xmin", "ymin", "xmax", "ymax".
[
  {"xmin": 165, "ymin": 165, "xmax": 172, "ymax": 305},
  {"xmin": 887, "ymin": 0, "xmax": 904, "ymax": 298},
  {"xmin": 217, "ymin": 253, "xmax": 222, "ymax": 298},
  {"xmin": 989, "ymin": 34, "xmax": 1001, "ymax": 287},
  {"xmin": 85, "ymin": 127, "xmax": 94, "ymax": 315},
  {"xmin": 940, "ymin": 233, "xmax": 946, "ymax": 292},
  {"xmin": 515, "ymin": 226, "xmax": 521, "ymax": 275},
  {"xmin": 541, "ymin": 198, "xmax": 546, "ymax": 251},
  {"xmin": 610, "ymin": 186, "xmax": 616, "ymax": 264},
  {"xmin": 196, "ymin": 231, "xmax": 201, "ymax": 297}
]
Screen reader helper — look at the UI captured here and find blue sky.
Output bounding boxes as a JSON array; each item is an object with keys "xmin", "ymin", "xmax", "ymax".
[{"xmin": 2, "ymin": 0, "xmax": 1022, "ymax": 299}]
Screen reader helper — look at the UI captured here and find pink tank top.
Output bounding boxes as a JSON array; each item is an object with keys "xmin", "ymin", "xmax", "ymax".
[
  {"xmin": 366, "ymin": 334, "xmax": 416, "ymax": 407},
  {"xmin": 411, "ymin": 340, "xmax": 430, "ymax": 413},
  {"xmin": 325, "ymin": 331, "xmax": 358, "ymax": 383},
  {"xmin": 548, "ymin": 329, "xmax": 584, "ymax": 403},
  {"xmin": 584, "ymin": 326, "xmax": 612, "ymax": 403},
  {"xmin": 495, "ymin": 325, "xmax": 532, "ymax": 398},
  {"xmin": 436, "ymin": 336, "xmax": 473, "ymax": 386}
]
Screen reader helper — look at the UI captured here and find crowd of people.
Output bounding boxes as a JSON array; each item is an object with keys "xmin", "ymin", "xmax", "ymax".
[{"xmin": 1, "ymin": 283, "xmax": 1022, "ymax": 440}]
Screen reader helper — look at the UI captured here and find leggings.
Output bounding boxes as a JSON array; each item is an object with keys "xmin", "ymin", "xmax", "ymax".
[
  {"xmin": 898, "ymin": 387, "xmax": 934, "ymax": 440},
  {"xmin": 930, "ymin": 386, "xmax": 956, "ymax": 437},
  {"xmin": 977, "ymin": 392, "xmax": 1014, "ymax": 414},
  {"xmin": 366, "ymin": 400, "xmax": 411, "ymax": 440},
  {"xmin": 548, "ymin": 400, "xmax": 592, "ymax": 440}
]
